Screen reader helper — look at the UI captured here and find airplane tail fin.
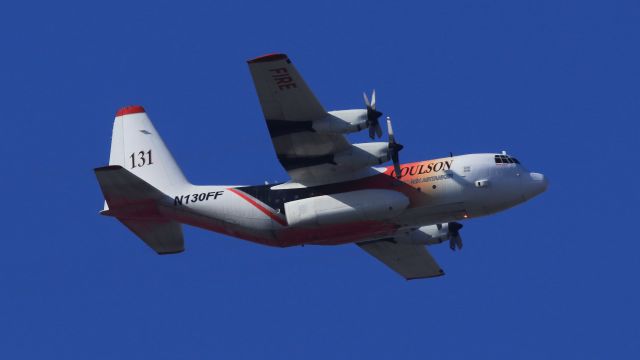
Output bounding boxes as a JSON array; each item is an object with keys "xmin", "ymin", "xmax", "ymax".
[
  {"xmin": 96, "ymin": 105, "xmax": 188, "ymax": 254},
  {"xmin": 107, "ymin": 106, "xmax": 189, "ymax": 194},
  {"xmin": 94, "ymin": 165, "xmax": 184, "ymax": 254}
]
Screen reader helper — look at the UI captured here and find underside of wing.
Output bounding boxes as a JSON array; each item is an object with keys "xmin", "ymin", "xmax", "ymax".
[
  {"xmin": 357, "ymin": 239, "xmax": 445, "ymax": 280},
  {"xmin": 247, "ymin": 53, "xmax": 325, "ymax": 122},
  {"xmin": 247, "ymin": 53, "xmax": 353, "ymax": 183}
]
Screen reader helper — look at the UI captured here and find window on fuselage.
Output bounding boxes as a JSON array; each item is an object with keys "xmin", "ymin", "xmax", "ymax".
[{"xmin": 495, "ymin": 155, "xmax": 522, "ymax": 165}]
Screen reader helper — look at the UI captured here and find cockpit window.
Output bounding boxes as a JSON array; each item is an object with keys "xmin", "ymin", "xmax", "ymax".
[{"xmin": 495, "ymin": 155, "xmax": 521, "ymax": 165}]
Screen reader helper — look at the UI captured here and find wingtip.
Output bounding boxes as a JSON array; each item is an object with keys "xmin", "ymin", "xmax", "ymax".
[
  {"xmin": 247, "ymin": 53, "xmax": 288, "ymax": 64},
  {"xmin": 406, "ymin": 270, "xmax": 446, "ymax": 280},
  {"xmin": 115, "ymin": 105, "xmax": 146, "ymax": 117},
  {"xmin": 157, "ymin": 249, "xmax": 185, "ymax": 255}
]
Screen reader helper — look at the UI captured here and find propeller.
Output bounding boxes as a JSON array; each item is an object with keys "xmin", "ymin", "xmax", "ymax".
[
  {"xmin": 363, "ymin": 90, "xmax": 383, "ymax": 139},
  {"xmin": 448, "ymin": 222, "xmax": 463, "ymax": 251},
  {"xmin": 387, "ymin": 116, "xmax": 404, "ymax": 178}
]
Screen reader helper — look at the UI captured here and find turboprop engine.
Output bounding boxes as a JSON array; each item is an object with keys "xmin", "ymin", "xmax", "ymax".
[
  {"xmin": 332, "ymin": 142, "xmax": 389, "ymax": 169},
  {"xmin": 312, "ymin": 89, "xmax": 383, "ymax": 137},
  {"xmin": 284, "ymin": 189, "xmax": 410, "ymax": 227},
  {"xmin": 396, "ymin": 223, "xmax": 464, "ymax": 250},
  {"xmin": 329, "ymin": 117, "xmax": 404, "ymax": 177},
  {"xmin": 312, "ymin": 110, "xmax": 368, "ymax": 134}
]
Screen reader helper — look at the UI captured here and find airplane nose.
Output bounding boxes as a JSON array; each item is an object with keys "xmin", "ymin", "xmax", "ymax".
[{"xmin": 527, "ymin": 172, "xmax": 548, "ymax": 196}]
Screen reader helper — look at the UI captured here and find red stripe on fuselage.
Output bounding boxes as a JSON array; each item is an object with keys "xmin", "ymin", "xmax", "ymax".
[
  {"xmin": 227, "ymin": 188, "xmax": 288, "ymax": 226},
  {"xmin": 278, "ymin": 221, "xmax": 398, "ymax": 247}
]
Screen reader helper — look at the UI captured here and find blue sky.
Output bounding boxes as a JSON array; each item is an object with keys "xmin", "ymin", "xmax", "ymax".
[{"xmin": 1, "ymin": 0, "xmax": 639, "ymax": 358}]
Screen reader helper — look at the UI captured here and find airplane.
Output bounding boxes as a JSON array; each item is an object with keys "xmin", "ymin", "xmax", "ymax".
[{"xmin": 94, "ymin": 53, "xmax": 548, "ymax": 280}]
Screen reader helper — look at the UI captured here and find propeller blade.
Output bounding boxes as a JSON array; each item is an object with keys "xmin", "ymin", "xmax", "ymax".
[
  {"xmin": 449, "ymin": 235, "xmax": 463, "ymax": 251},
  {"xmin": 393, "ymin": 162, "xmax": 402, "ymax": 179},
  {"xmin": 391, "ymin": 150, "xmax": 399, "ymax": 166},
  {"xmin": 448, "ymin": 222, "xmax": 464, "ymax": 251},
  {"xmin": 364, "ymin": 90, "xmax": 383, "ymax": 139},
  {"xmin": 449, "ymin": 234, "xmax": 463, "ymax": 250},
  {"xmin": 454, "ymin": 235, "xmax": 463, "ymax": 250},
  {"xmin": 387, "ymin": 117, "xmax": 404, "ymax": 178},
  {"xmin": 371, "ymin": 89, "xmax": 376, "ymax": 109},
  {"xmin": 449, "ymin": 222, "xmax": 463, "ymax": 233}
]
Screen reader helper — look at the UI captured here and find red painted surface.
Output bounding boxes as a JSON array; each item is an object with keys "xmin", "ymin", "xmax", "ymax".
[
  {"xmin": 115, "ymin": 105, "xmax": 146, "ymax": 117},
  {"xmin": 247, "ymin": 53, "xmax": 287, "ymax": 64},
  {"xmin": 277, "ymin": 221, "xmax": 398, "ymax": 247},
  {"xmin": 227, "ymin": 187, "xmax": 288, "ymax": 226},
  {"xmin": 170, "ymin": 211, "xmax": 281, "ymax": 247}
]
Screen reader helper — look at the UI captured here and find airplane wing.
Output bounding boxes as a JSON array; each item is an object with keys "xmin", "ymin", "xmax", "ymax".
[
  {"xmin": 247, "ymin": 53, "xmax": 353, "ymax": 182},
  {"xmin": 357, "ymin": 239, "xmax": 445, "ymax": 280}
]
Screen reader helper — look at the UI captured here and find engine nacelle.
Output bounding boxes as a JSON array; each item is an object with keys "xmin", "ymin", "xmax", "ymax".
[
  {"xmin": 284, "ymin": 189, "xmax": 409, "ymax": 227},
  {"xmin": 333, "ymin": 142, "xmax": 390, "ymax": 169},
  {"xmin": 395, "ymin": 224, "xmax": 453, "ymax": 245},
  {"xmin": 313, "ymin": 109, "xmax": 367, "ymax": 134}
]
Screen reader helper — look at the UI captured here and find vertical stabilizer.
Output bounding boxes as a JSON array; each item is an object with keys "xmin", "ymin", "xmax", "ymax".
[{"xmin": 108, "ymin": 105, "xmax": 189, "ymax": 194}]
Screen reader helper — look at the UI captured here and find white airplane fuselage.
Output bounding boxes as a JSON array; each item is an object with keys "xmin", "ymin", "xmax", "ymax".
[{"xmin": 151, "ymin": 153, "xmax": 547, "ymax": 248}]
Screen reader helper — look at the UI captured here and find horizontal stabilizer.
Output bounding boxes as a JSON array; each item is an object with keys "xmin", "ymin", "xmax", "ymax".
[
  {"xmin": 357, "ymin": 239, "xmax": 444, "ymax": 280},
  {"xmin": 119, "ymin": 218, "xmax": 184, "ymax": 254},
  {"xmin": 94, "ymin": 165, "xmax": 184, "ymax": 254},
  {"xmin": 95, "ymin": 165, "xmax": 168, "ymax": 211}
]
